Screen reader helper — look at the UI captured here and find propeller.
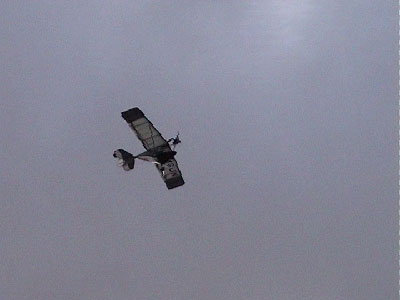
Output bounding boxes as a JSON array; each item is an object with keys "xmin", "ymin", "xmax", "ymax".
[{"xmin": 174, "ymin": 132, "xmax": 181, "ymax": 144}]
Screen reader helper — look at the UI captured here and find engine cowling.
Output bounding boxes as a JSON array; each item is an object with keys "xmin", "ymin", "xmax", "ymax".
[{"xmin": 113, "ymin": 149, "xmax": 135, "ymax": 171}]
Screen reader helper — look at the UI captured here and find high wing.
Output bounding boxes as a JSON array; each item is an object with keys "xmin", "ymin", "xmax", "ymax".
[
  {"xmin": 121, "ymin": 107, "xmax": 170, "ymax": 151},
  {"xmin": 156, "ymin": 159, "xmax": 185, "ymax": 189},
  {"xmin": 121, "ymin": 107, "xmax": 184, "ymax": 189}
]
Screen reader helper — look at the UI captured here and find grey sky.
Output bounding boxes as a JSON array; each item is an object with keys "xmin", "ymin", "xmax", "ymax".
[{"xmin": 0, "ymin": 1, "xmax": 397, "ymax": 299}]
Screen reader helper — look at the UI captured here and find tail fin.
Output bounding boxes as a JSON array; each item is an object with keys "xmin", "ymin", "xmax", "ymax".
[{"xmin": 113, "ymin": 149, "xmax": 135, "ymax": 171}]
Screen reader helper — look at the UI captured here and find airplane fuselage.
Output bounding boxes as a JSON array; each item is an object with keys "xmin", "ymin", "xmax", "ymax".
[{"xmin": 135, "ymin": 146, "xmax": 177, "ymax": 164}]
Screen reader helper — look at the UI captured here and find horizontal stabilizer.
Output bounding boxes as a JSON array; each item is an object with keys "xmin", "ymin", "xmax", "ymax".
[{"xmin": 113, "ymin": 149, "xmax": 135, "ymax": 171}]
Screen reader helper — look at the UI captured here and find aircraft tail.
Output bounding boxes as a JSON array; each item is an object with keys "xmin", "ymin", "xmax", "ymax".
[{"xmin": 113, "ymin": 149, "xmax": 135, "ymax": 171}]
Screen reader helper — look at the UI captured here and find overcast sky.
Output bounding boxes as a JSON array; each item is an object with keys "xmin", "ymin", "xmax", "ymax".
[{"xmin": 0, "ymin": 1, "xmax": 397, "ymax": 299}]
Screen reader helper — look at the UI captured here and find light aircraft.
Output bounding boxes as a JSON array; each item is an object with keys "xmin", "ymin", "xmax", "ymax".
[{"xmin": 113, "ymin": 107, "xmax": 184, "ymax": 189}]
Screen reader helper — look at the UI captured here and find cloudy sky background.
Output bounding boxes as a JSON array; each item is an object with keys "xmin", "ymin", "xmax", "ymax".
[{"xmin": 0, "ymin": 1, "xmax": 397, "ymax": 299}]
